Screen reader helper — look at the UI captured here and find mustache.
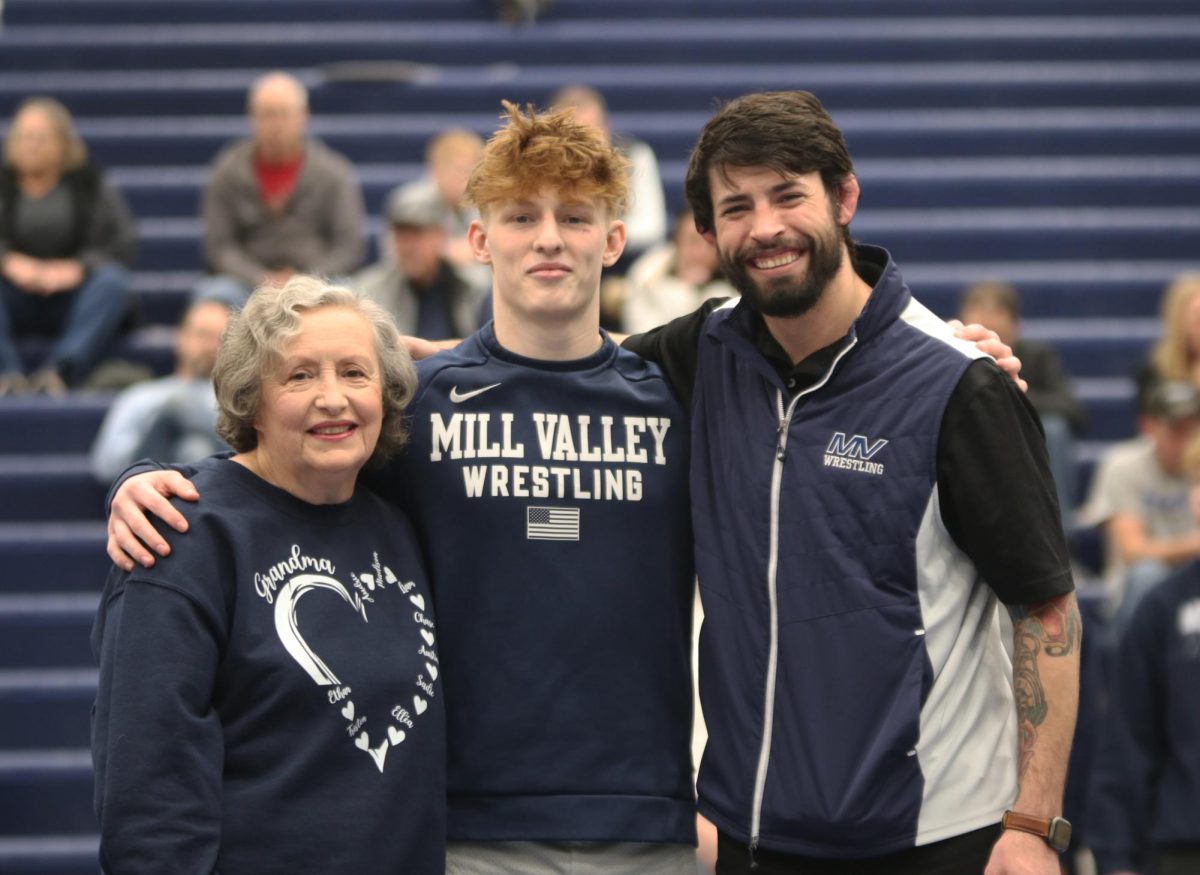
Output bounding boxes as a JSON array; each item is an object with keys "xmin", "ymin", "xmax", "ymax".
[{"xmin": 730, "ymin": 238, "xmax": 812, "ymax": 262}]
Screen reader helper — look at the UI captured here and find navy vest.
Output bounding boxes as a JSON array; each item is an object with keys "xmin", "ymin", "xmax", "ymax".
[{"xmin": 691, "ymin": 248, "xmax": 1007, "ymax": 857}]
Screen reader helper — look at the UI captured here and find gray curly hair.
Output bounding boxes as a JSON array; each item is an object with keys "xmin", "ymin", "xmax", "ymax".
[{"xmin": 212, "ymin": 276, "xmax": 416, "ymax": 463}]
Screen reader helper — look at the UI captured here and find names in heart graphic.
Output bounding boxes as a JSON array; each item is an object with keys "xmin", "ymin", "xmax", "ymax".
[{"xmin": 269, "ymin": 558, "xmax": 437, "ymax": 774}]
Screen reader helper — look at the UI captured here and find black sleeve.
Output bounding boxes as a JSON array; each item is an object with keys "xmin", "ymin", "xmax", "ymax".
[
  {"xmin": 620, "ymin": 298, "xmax": 727, "ymax": 409},
  {"xmin": 937, "ymin": 359, "xmax": 1075, "ymax": 606}
]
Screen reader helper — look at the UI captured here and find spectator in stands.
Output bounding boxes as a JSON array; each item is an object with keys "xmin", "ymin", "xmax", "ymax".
[
  {"xmin": 352, "ymin": 185, "xmax": 487, "ymax": 338},
  {"xmin": 550, "ymin": 84, "xmax": 667, "ymax": 258},
  {"xmin": 91, "ymin": 277, "xmax": 444, "ymax": 874},
  {"xmin": 0, "ymin": 97, "xmax": 137, "ymax": 395},
  {"xmin": 1082, "ymin": 377, "xmax": 1200, "ymax": 637},
  {"xmin": 198, "ymin": 72, "xmax": 365, "ymax": 305},
  {"xmin": 959, "ymin": 280, "xmax": 1086, "ymax": 521},
  {"xmin": 1139, "ymin": 273, "xmax": 1200, "ymax": 398},
  {"xmin": 619, "ymin": 205, "xmax": 735, "ymax": 334},
  {"xmin": 1086, "ymin": 431, "xmax": 1200, "ymax": 875},
  {"xmin": 90, "ymin": 296, "xmax": 231, "ymax": 483},
  {"xmin": 386, "ymin": 129, "xmax": 483, "ymax": 271}
]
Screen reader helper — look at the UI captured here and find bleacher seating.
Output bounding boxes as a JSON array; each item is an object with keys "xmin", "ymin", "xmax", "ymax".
[{"xmin": 1, "ymin": 0, "xmax": 1198, "ymax": 870}]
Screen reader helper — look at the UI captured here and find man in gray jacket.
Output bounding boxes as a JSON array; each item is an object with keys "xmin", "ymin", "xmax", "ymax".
[
  {"xmin": 197, "ymin": 72, "xmax": 365, "ymax": 304},
  {"xmin": 353, "ymin": 185, "xmax": 487, "ymax": 339}
]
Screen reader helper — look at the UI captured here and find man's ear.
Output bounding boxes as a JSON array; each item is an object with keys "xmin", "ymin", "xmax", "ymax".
[
  {"xmin": 835, "ymin": 174, "xmax": 861, "ymax": 226},
  {"xmin": 467, "ymin": 219, "xmax": 492, "ymax": 265},
  {"xmin": 602, "ymin": 219, "xmax": 628, "ymax": 268}
]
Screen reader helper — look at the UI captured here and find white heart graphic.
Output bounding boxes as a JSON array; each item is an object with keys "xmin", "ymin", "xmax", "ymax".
[
  {"xmin": 409, "ymin": 593, "xmax": 425, "ymax": 611},
  {"xmin": 273, "ymin": 574, "xmax": 367, "ymax": 686},
  {"xmin": 355, "ymin": 732, "xmax": 370, "ymax": 751},
  {"xmin": 414, "ymin": 695, "xmax": 428, "ymax": 715},
  {"xmin": 384, "ymin": 567, "xmax": 398, "ymax": 584},
  {"xmin": 369, "ymin": 740, "xmax": 389, "ymax": 772},
  {"xmin": 361, "ymin": 573, "xmax": 376, "ymax": 591},
  {"xmin": 388, "ymin": 726, "xmax": 406, "ymax": 746},
  {"xmin": 420, "ymin": 629, "xmax": 435, "ymax": 646},
  {"xmin": 425, "ymin": 662, "xmax": 438, "ymax": 681},
  {"xmin": 341, "ymin": 701, "xmax": 355, "ymax": 721}
]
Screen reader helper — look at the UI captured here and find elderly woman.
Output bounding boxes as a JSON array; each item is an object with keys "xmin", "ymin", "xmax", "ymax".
[
  {"xmin": 0, "ymin": 97, "xmax": 137, "ymax": 395},
  {"xmin": 91, "ymin": 277, "xmax": 445, "ymax": 874}
]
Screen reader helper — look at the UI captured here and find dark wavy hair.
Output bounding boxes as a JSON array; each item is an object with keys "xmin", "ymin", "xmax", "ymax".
[{"xmin": 685, "ymin": 91, "xmax": 855, "ymax": 251}]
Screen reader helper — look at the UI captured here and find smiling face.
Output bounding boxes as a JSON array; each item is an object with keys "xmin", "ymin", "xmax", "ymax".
[
  {"xmin": 250, "ymin": 306, "xmax": 382, "ymax": 504},
  {"xmin": 705, "ymin": 165, "xmax": 855, "ymax": 319},
  {"xmin": 469, "ymin": 188, "xmax": 626, "ymax": 329}
]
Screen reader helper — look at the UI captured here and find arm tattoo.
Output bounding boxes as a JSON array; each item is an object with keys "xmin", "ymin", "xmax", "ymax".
[{"xmin": 1008, "ymin": 594, "xmax": 1081, "ymax": 778}]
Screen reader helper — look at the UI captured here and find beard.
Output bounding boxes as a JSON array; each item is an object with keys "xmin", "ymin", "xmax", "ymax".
[{"xmin": 718, "ymin": 222, "xmax": 844, "ymax": 318}]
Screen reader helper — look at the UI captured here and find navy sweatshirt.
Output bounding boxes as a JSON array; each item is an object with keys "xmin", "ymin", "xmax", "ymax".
[
  {"xmin": 92, "ymin": 457, "xmax": 445, "ymax": 875},
  {"xmin": 1088, "ymin": 561, "xmax": 1200, "ymax": 873},
  {"xmin": 371, "ymin": 323, "xmax": 697, "ymax": 844}
]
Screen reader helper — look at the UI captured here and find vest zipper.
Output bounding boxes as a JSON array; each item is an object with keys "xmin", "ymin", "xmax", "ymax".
[{"xmin": 748, "ymin": 337, "xmax": 858, "ymax": 856}]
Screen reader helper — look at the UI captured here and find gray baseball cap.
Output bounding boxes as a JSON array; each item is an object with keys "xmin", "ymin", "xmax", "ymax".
[{"xmin": 386, "ymin": 186, "xmax": 447, "ymax": 228}]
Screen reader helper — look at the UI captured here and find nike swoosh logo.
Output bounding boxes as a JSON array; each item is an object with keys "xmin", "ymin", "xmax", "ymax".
[{"xmin": 449, "ymin": 382, "xmax": 502, "ymax": 403}]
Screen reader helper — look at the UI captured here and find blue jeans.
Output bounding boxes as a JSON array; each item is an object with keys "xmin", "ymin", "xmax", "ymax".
[{"xmin": 0, "ymin": 264, "xmax": 132, "ymax": 384}]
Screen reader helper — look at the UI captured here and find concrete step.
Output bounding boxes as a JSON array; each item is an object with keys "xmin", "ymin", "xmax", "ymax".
[
  {"xmin": 0, "ymin": 670, "xmax": 96, "ymax": 750},
  {"xmin": 0, "ymin": 595, "xmax": 99, "ymax": 671},
  {"xmin": 0, "ymin": 834, "xmax": 98, "ymax": 875},
  {"xmin": 3, "ymin": 19, "xmax": 1199, "ymax": 71},
  {"xmin": 0, "ymin": 750, "xmax": 95, "ymax": 837},
  {"xmin": 0, "ymin": 523, "xmax": 110, "ymax": 595}
]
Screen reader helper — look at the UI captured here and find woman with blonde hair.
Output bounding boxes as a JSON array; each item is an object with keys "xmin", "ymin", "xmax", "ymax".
[
  {"xmin": 0, "ymin": 96, "xmax": 136, "ymax": 394},
  {"xmin": 1147, "ymin": 273, "xmax": 1200, "ymax": 389}
]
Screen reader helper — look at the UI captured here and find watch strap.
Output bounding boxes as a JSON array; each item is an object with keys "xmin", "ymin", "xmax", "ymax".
[
  {"xmin": 1002, "ymin": 809, "xmax": 1071, "ymax": 853},
  {"xmin": 1001, "ymin": 810, "xmax": 1053, "ymax": 838}
]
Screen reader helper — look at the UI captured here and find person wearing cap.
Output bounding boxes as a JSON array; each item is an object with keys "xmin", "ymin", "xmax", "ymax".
[
  {"xmin": 1086, "ymin": 429, "xmax": 1200, "ymax": 875},
  {"xmin": 1083, "ymin": 378, "xmax": 1200, "ymax": 636},
  {"xmin": 352, "ymin": 185, "xmax": 487, "ymax": 339}
]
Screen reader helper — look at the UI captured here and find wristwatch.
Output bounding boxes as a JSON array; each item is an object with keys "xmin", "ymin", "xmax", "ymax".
[{"xmin": 1001, "ymin": 810, "xmax": 1072, "ymax": 853}]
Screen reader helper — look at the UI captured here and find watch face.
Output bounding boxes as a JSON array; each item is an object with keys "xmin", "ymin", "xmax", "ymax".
[{"xmin": 1048, "ymin": 817, "xmax": 1072, "ymax": 853}]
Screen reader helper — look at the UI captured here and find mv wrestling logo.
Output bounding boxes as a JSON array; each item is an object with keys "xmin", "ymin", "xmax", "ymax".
[{"xmin": 823, "ymin": 432, "xmax": 888, "ymax": 476}]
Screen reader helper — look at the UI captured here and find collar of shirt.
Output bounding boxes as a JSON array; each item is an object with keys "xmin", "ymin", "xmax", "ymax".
[{"xmin": 751, "ymin": 251, "xmax": 885, "ymax": 396}]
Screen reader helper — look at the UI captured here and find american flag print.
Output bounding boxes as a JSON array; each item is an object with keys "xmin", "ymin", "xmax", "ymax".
[{"xmin": 526, "ymin": 506, "xmax": 580, "ymax": 541}]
